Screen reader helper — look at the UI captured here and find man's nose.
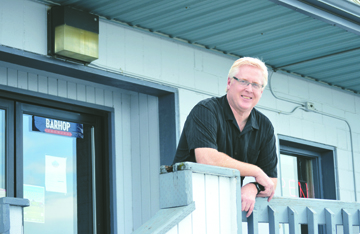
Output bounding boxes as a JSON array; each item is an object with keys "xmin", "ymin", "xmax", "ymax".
[{"xmin": 244, "ymin": 83, "xmax": 253, "ymax": 92}]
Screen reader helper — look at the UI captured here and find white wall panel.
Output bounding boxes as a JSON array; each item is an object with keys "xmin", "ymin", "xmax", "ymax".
[
  {"xmin": 95, "ymin": 88, "xmax": 104, "ymax": 106},
  {"xmin": 118, "ymin": 93, "xmax": 133, "ymax": 234},
  {"xmin": 38, "ymin": 75, "xmax": 48, "ymax": 94},
  {"xmin": 130, "ymin": 92, "xmax": 160, "ymax": 231},
  {"xmin": 0, "ymin": 67, "xmax": 6, "ymax": 85},
  {"xmin": 76, "ymin": 84, "xmax": 86, "ymax": 102},
  {"xmin": 0, "ymin": 0, "xmax": 47, "ymax": 54},
  {"xmin": 67, "ymin": 82, "xmax": 77, "ymax": 100},
  {"xmin": 104, "ymin": 89, "xmax": 113, "ymax": 107},
  {"xmin": 139, "ymin": 93, "xmax": 151, "ymax": 223},
  {"xmin": 85, "ymin": 86, "xmax": 95, "ymax": 104},
  {"xmin": 143, "ymin": 35, "xmax": 162, "ymax": 81},
  {"xmin": 58, "ymin": 79, "xmax": 67, "ymax": 98},
  {"xmin": 17, "ymin": 71, "xmax": 27, "ymax": 89},
  {"xmin": 48, "ymin": 77, "xmax": 57, "ymax": 96},
  {"xmin": 130, "ymin": 93, "xmax": 142, "ymax": 230},
  {"xmin": 148, "ymin": 95, "xmax": 160, "ymax": 216},
  {"xmin": 124, "ymin": 29, "xmax": 144, "ymax": 75},
  {"xmin": 28, "ymin": 73, "xmax": 38, "ymax": 92},
  {"xmin": 7, "ymin": 68, "xmax": 17, "ymax": 87}
]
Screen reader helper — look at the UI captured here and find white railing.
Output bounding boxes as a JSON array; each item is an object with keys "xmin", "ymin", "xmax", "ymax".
[
  {"xmin": 0, "ymin": 197, "xmax": 30, "ymax": 234},
  {"xmin": 133, "ymin": 162, "xmax": 360, "ymax": 234}
]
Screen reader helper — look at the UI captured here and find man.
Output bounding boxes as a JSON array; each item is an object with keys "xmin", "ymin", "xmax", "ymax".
[{"xmin": 173, "ymin": 57, "xmax": 278, "ymax": 217}]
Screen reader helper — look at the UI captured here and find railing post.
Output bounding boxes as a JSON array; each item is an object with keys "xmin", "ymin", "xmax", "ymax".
[
  {"xmin": 288, "ymin": 207, "xmax": 300, "ymax": 234},
  {"xmin": 0, "ymin": 197, "xmax": 29, "ymax": 234},
  {"xmin": 342, "ymin": 209, "xmax": 352, "ymax": 234},
  {"xmin": 248, "ymin": 209, "xmax": 258, "ymax": 234},
  {"xmin": 307, "ymin": 207, "xmax": 318, "ymax": 234},
  {"xmin": 325, "ymin": 208, "xmax": 335, "ymax": 234},
  {"xmin": 268, "ymin": 206, "xmax": 279, "ymax": 234}
]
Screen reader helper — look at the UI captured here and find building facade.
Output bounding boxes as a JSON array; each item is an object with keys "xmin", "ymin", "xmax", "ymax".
[{"xmin": 0, "ymin": 0, "xmax": 360, "ymax": 233}]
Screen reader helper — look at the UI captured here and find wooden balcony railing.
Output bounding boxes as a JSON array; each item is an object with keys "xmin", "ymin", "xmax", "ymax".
[{"xmin": 133, "ymin": 162, "xmax": 360, "ymax": 234}]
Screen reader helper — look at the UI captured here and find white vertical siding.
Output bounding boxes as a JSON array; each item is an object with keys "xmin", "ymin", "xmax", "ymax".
[
  {"xmin": 131, "ymin": 93, "xmax": 160, "ymax": 230},
  {"xmin": 0, "ymin": 63, "xmax": 161, "ymax": 233}
]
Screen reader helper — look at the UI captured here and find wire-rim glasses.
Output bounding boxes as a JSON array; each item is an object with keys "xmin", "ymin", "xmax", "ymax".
[{"xmin": 232, "ymin": 76, "xmax": 263, "ymax": 90}]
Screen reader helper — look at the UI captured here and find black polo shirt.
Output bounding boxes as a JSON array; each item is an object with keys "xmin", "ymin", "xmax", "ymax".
[{"xmin": 173, "ymin": 95, "xmax": 277, "ymax": 180}]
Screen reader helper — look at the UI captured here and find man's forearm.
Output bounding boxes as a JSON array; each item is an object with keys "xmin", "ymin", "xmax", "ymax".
[{"xmin": 195, "ymin": 147, "xmax": 263, "ymax": 177}]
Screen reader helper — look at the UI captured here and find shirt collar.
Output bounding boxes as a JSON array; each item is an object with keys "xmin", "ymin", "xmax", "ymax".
[{"xmin": 222, "ymin": 95, "xmax": 259, "ymax": 131}]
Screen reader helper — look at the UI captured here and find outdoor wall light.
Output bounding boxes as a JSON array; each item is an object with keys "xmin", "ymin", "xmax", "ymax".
[{"xmin": 48, "ymin": 6, "xmax": 99, "ymax": 64}]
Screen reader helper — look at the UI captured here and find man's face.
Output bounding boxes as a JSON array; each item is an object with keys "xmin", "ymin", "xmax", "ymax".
[{"xmin": 226, "ymin": 65, "xmax": 264, "ymax": 115}]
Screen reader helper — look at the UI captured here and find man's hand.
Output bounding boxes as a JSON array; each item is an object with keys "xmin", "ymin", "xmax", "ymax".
[
  {"xmin": 241, "ymin": 183, "xmax": 258, "ymax": 217},
  {"xmin": 254, "ymin": 175, "xmax": 277, "ymax": 202}
]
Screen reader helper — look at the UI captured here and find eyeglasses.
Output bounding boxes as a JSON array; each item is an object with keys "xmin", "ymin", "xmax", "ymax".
[{"xmin": 232, "ymin": 76, "xmax": 263, "ymax": 90}]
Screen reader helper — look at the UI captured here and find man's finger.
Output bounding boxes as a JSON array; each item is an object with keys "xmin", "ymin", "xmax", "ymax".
[
  {"xmin": 268, "ymin": 190, "xmax": 275, "ymax": 202},
  {"xmin": 246, "ymin": 204, "xmax": 254, "ymax": 217},
  {"xmin": 242, "ymin": 202, "xmax": 249, "ymax": 212}
]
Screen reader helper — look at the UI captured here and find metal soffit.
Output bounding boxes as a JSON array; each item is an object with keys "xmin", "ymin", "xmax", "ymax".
[{"xmin": 34, "ymin": 0, "xmax": 360, "ymax": 94}]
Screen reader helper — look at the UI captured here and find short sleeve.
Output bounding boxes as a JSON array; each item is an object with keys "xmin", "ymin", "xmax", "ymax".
[
  {"xmin": 256, "ymin": 126, "xmax": 278, "ymax": 178},
  {"xmin": 184, "ymin": 104, "xmax": 219, "ymax": 151}
]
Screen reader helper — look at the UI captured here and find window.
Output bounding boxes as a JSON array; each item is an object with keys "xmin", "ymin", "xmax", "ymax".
[
  {"xmin": 278, "ymin": 135, "xmax": 338, "ymax": 234},
  {"xmin": 279, "ymin": 135, "xmax": 337, "ymax": 200},
  {"xmin": 280, "ymin": 155, "xmax": 315, "ymax": 199}
]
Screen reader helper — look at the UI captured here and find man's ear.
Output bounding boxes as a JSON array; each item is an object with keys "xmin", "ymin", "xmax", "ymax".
[{"xmin": 227, "ymin": 77, "xmax": 232, "ymax": 90}]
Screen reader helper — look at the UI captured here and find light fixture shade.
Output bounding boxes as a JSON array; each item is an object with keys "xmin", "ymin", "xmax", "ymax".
[{"xmin": 48, "ymin": 6, "xmax": 99, "ymax": 64}]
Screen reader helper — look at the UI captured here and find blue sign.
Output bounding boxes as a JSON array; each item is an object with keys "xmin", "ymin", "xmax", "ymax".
[{"xmin": 32, "ymin": 116, "xmax": 83, "ymax": 138}]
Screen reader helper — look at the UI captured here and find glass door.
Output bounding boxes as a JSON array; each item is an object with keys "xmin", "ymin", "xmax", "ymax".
[
  {"xmin": 23, "ymin": 114, "xmax": 78, "ymax": 233},
  {"xmin": 15, "ymin": 102, "xmax": 101, "ymax": 234}
]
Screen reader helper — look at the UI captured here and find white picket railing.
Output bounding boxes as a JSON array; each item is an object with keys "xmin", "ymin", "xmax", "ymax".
[{"xmin": 133, "ymin": 162, "xmax": 360, "ymax": 234}]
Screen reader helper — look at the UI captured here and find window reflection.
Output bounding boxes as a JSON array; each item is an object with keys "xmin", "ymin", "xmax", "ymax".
[
  {"xmin": 280, "ymin": 154, "xmax": 315, "ymax": 198},
  {"xmin": 23, "ymin": 114, "xmax": 77, "ymax": 234}
]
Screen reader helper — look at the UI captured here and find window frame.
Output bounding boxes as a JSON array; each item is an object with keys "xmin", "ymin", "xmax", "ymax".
[
  {"xmin": 0, "ymin": 98, "xmax": 15, "ymax": 197},
  {"xmin": 278, "ymin": 135, "xmax": 338, "ymax": 200}
]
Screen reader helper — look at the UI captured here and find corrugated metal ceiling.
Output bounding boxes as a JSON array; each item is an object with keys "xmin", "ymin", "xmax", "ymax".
[{"xmin": 36, "ymin": 0, "xmax": 360, "ymax": 94}]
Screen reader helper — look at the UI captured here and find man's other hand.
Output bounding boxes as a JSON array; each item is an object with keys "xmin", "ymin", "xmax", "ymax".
[{"xmin": 241, "ymin": 183, "xmax": 258, "ymax": 217}]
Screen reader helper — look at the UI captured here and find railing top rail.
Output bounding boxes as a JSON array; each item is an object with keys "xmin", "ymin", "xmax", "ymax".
[
  {"xmin": 0, "ymin": 197, "xmax": 30, "ymax": 207},
  {"xmin": 160, "ymin": 162, "xmax": 240, "ymax": 178}
]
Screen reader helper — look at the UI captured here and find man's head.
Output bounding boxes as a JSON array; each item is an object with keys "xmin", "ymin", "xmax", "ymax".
[
  {"xmin": 226, "ymin": 57, "xmax": 267, "ymax": 116},
  {"xmin": 227, "ymin": 57, "xmax": 268, "ymax": 92}
]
